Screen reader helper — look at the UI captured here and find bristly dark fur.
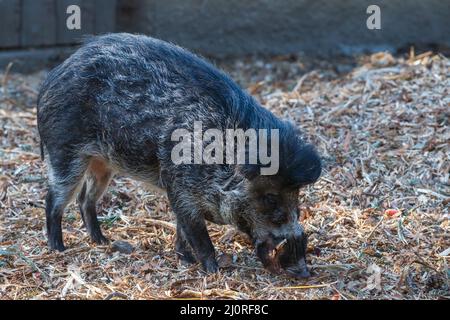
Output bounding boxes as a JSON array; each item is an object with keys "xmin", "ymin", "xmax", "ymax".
[
  {"xmin": 279, "ymin": 128, "xmax": 322, "ymax": 188},
  {"xmin": 242, "ymin": 123, "xmax": 322, "ymax": 187},
  {"xmin": 37, "ymin": 33, "xmax": 321, "ymax": 276}
]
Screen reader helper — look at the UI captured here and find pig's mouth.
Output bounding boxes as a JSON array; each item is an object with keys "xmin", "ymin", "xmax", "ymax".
[
  {"xmin": 283, "ymin": 259, "xmax": 311, "ymax": 279},
  {"xmin": 255, "ymin": 236, "xmax": 310, "ymax": 279}
]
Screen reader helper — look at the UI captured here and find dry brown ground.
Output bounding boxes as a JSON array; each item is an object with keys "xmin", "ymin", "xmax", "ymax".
[{"xmin": 0, "ymin": 51, "xmax": 449, "ymax": 300}]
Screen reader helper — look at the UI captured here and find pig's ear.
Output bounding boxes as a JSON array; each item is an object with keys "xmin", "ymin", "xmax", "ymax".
[
  {"xmin": 239, "ymin": 164, "xmax": 260, "ymax": 180},
  {"xmin": 280, "ymin": 143, "xmax": 322, "ymax": 188}
]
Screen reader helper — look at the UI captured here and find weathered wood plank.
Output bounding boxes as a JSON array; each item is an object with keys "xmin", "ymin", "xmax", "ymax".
[
  {"xmin": 21, "ymin": 0, "xmax": 57, "ymax": 47},
  {"xmin": 56, "ymin": 0, "xmax": 116, "ymax": 44},
  {"xmin": 94, "ymin": 0, "xmax": 117, "ymax": 34},
  {"xmin": 4, "ymin": 0, "xmax": 117, "ymax": 48},
  {"xmin": 56, "ymin": 0, "xmax": 84, "ymax": 44},
  {"xmin": 0, "ymin": 0, "xmax": 21, "ymax": 48},
  {"xmin": 80, "ymin": 0, "xmax": 96, "ymax": 35}
]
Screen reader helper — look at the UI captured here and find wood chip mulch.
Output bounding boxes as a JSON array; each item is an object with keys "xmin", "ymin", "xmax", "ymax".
[{"xmin": 0, "ymin": 51, "xmax": 448, "ymax": 300}]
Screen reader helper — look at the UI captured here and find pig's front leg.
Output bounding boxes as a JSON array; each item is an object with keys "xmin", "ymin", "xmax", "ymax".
[
  {"xmin": 175, "ymin": 223, "xmax": 197, "ymax": 264},
  {"xmin": 167, "ymin": 189, "xmax": 218, "ymax": 273},
  {"xmin": 175, "ymin": 213, "xmax": 218, "ymax": 273}
]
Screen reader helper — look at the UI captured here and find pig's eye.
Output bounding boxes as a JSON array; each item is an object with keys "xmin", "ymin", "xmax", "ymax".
[{"xmin": 263, "ymin": 193, "xmax": 278, "ymax": 207}]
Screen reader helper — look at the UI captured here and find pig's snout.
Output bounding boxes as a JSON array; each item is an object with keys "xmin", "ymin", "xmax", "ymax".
[
  {"xmin": 283, "ymin": 257, "xmax": 310, "ymax": 279},
  {"xmin": 256, "ymin": 233, "xmax": 310, "ymax": 279}
]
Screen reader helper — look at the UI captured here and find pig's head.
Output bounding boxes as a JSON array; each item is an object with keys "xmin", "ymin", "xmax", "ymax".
[
  {"xmin": 244, "ymin": 175, "xmax": 314, "ymax": 279},
  {"xmin": 228, "ymin": 127, "xmax": 321, "ymax": 279}
]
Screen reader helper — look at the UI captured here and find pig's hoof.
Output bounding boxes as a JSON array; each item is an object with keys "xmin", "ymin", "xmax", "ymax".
[
  {"xmin": 49, "ymin": 242, "xmax": 66, "ymax": 252},
  {"xmin": 177, "ymin": 251, "xmax": 197, "ymax": 265},
  {"xmin": 175, "ymin": 239, "xmax": 197, "ymax": 264},
  {"xmin": 92, "ymin": 234, "xmax": 109, "ymax": 245},
  {"xmin": 201, "ymin": 258, "xmax": 219, "ymax": 274}
]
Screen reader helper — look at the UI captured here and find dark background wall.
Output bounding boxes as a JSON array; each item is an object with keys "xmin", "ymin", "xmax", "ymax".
[
  {"xmin": 0, "ymin": 0, "xmax": 116, "ymax": 48},
  {"xmin": 117, "ymin": 0, "xmax": 450, "ymax": 56},
  {"xmin": 0, "ymin": 0, "xmax": 449, "ymax": 72}
]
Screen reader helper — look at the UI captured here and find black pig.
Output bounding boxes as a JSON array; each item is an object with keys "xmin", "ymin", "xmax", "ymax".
[{"xmin": 37, "ymin": 33, "xmax": 321, "ymax": 278}]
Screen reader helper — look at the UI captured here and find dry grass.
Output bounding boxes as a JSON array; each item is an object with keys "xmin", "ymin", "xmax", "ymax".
[{"xmin": 0, "ymin": 51, "xmax": 449, "ymax": 300}]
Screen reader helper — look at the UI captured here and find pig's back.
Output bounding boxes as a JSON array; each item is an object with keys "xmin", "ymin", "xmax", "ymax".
[
  {"xmin": 40, "ymin": 33, "xmax": 247, "ymax": 121},
  {"xmin": 37, "ymin": 33, "xmax": 261, "ymax": 182},
  {"xmin": 38, "ymin": 34, "xmax": 263, "ymax": 145}
]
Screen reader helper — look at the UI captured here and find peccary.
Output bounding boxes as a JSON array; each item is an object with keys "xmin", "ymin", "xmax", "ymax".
[{"xmin": 37, "ymin": 33, "xmax": 321, "ymax": 278}]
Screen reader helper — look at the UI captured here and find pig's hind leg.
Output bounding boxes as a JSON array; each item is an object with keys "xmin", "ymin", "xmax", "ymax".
[
  {"xmin": 45, "ymin": 155, "xmax": 88, "ymax": 251},
  {"xmin": 77, "ymin": 158, "xmax": 112, "ymax": 245}
]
